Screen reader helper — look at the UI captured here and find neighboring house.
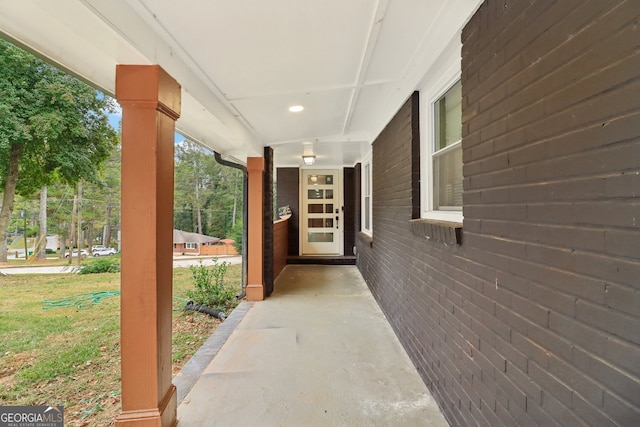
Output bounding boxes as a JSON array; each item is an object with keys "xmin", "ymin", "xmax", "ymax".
[{"xmin": 172, "ymin": 229, "xmax": 219, "ymax": 255}]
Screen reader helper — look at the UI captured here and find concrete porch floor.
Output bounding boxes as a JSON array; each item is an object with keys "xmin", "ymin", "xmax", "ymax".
[{"xmin": 175, "ymin": 265, "xmax": 449, "ymax": 426}]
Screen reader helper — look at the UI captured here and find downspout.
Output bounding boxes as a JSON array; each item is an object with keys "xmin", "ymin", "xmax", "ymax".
[{"xmin": 214, "ymin": 152, "xmax": 248, "ymax": 299}]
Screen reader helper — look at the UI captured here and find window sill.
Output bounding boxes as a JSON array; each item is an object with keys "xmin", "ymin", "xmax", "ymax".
[
  {"xmin": 358, "ymin": 231, "xmax": 373, "ymax": 248},
  {"xmin": 409, "ymin": 218, "xmax": 462, "ymax": 245}
]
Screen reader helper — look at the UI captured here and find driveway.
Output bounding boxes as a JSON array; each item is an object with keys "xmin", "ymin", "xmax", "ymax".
[{"xmin": 0, "ymin": 255, "xmax": 242, "ymax": 275}]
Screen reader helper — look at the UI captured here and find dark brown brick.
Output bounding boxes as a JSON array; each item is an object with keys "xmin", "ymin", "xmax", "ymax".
[
  {"xmin": 510, "ymin": 294, "xmax": 549, "ymax": 327},
  {"xmin": 572, "ymin": 346, "xmax": 640, "ymax": 408},
  {"xmin": 355, "ymin": 1, "xmax": 640, "ymax": 426},
  {"xmin": 546, "ymin": 354, "xmax": 603, "ymax": 408},
  {"xmin": 526, "ymin": 322, "xmax": 574, "ymax": 363},
  {"xmin": 504, "ymin": 395, "xmax": 538, "ymax": 427},
  {"xmin": 526, "ymin": 399, "xmax": 561, "ymax": 427},
  {"xmin": 575, "ymin": 299, "xmax": 640, "ymax": 344},
  {"xmin": 541, "ymin": 390, "xmax": 588, "ymax": 427},
  {"xmin": 604, "ymin": 283, "xmax": 640, "ymax": 316},
  {"xmin": 603, "ymin": 390, "xmax": 640, "ymax": 427},
  {"xmin": 571, "ymin": 392, "xmax": 617, "ymax": 427},
  {"xmin": 511, "ymin": 331, "xmax": 550, "ymax": 370},
  {"xmin": 529, "ymin": 361, "xmax": 574, "ymax": 408}
]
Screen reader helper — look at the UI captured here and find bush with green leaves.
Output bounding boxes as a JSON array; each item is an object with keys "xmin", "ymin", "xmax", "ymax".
[
  {"xmin": 186, "ymin": 259, "xmax": 235, "ymax": 311},
  {"xmin": 78, "ymin": 257, "xmax": 120, "ymax": 274},
  {"xmin": 230, "ymin": 220, "xmax": 243, "ymax": 254}
]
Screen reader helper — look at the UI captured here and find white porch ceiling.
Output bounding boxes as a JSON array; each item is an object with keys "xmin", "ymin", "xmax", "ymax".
[{"xmin": 0, "ymin": 0, "xmax": 482, "ymax": 167}]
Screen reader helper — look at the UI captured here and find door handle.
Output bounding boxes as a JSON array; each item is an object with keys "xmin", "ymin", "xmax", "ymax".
[{"xmin": 336, "ymin": 216, "xmax": 339, "ymax": 229}]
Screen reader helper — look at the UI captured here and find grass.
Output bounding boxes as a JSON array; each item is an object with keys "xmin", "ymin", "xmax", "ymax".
[
  {"xmin": 0, "ymin": 262, "xmax": 241, "ymax": 426},
  {"xmin": 2, "ymin": 256, "xmax": 72, "ymax": 266},
  {"xmin": 7, "ymin": 236, "xmax": 34, "ymax": 249}
]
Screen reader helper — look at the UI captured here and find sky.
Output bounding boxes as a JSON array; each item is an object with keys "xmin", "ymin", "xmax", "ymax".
[{"xmin": 108, "ymin": 104, "xmax": 184, "ymax": 144}]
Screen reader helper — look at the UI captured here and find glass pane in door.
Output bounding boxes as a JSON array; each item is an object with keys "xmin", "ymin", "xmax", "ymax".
[{"xmin": 308, "ymin": 232, "xmax": 334, "ymax": 243}]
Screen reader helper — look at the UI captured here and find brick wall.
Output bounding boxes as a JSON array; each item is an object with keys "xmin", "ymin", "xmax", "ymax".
[{"xmin": 356, "ymin": 1, "xmax": 640, "ymax": 425}]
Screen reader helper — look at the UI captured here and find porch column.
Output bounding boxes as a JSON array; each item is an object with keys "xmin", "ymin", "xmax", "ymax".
[
  {"xmin": 115, "ymin": 65, "xmax": 181, "ymax": 427},
  {"xmin": 246, "ymin": 157, "xmax": 265, "ymax": 301}
]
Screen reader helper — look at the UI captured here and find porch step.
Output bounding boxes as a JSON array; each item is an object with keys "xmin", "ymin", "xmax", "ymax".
[{"xmin": 287, "ymin": 255, "xmax": 356, "ymax": 265}]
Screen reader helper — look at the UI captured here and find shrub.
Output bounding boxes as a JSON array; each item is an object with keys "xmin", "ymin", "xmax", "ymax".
[
  {"xmin": 78, "ymin": 257, "xmax": 120, "ymax": 274},
  {"xmin": 230, "ymin": 220, "xmax": 243, "ymax": 254},
  {"xmin": 186, "ymin": 259, "xmax": 235, "ymax": 311}
]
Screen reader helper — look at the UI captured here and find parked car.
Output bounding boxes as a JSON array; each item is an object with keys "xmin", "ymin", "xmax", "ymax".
[
  {"xmin": 92, "ymin": 246, "xmax": 117, "ymax": 257},
  {"xmin": 64, "ymin": 250, "xmax": 89, "ymax": 258}
]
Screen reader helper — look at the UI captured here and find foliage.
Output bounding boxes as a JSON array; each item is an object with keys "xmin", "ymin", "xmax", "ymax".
[
  {"xmin": 0, "ymin": 40, "xmax": 118, "ymax": 193},
  {"xmin": 230, "ymin": 219, "xmax": 243, "ymax": 254},
  {"xmin": 174, "ymin": 141, "xmax": 243, "ymax": 239},
  {"xmin": 0, "ymin": 39, "xmax": 118, "ymax": 260},
  {"xmin": 186, "ymin": 259, "xmax": 235, "ymax": 310},
  {"xmin": 78, "ymin": 257, "xmax": 121, "ymax": 274}
]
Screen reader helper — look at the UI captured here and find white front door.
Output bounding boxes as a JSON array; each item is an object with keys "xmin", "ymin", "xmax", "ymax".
[{"xmin": 301, "ymin": 169, "xmax": 342, "ymax": 255}]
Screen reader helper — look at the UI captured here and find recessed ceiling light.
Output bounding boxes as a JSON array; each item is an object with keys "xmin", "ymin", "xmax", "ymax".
[{"xmin": 289, "ymin": 105, "xmax": 304, "ymax": 113}]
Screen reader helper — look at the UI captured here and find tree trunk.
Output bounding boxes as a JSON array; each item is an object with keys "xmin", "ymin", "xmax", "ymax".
[
  {"xmin": 37, "ymin": 185, "xmax": 47, "ymax": 260},
  {"xmin": 76, "ymin": 180, "xmax": 82, "ymax": 266},
  {"xmin": 0, "ymin": 143, "xmax": 23, "ymax": 262},
  {"xmin": 232, "ymin": 176, "xmax": 238, "ymax": 227},
  {"xmin": 68, "ymin": 195, "xmax": 77, "ymax": 264},
  {"xmin": 104, "ymin": 196, "xmax": 112, "ymax": 245},
  {"xmin": 59, "ymin": 233, "xmax": 66, "ymax": 259},
  {"xmin": 87, "ymin": 221, "xmax": 94, "ymax": 252}
]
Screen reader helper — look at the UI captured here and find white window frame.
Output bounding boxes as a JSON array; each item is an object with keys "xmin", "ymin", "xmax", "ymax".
[
  {"xmin": 361, "ymin": 151, "xmax": 372, "ymax": 236},
  {"xmin": 419, "ymin": 35, "xmax": 464, "ymax": 224},
  {"xmin": 185, "ymin": 242, "xmax": 197, "ymax": 249}
]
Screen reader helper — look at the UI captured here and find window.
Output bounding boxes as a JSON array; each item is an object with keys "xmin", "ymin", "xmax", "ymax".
[
  {"xmin": 419, "ymin": 35, "xmax": 463, "ymax": 223},
  {"xmin": 361, "ymin": 152, "xmax": 372, "ymax": 235},
  {"xmin": 185, "ymin": 242, "xmax": 197, "ymax": 249},
  {"xmin": 433, "ymin": 80, "xmax": 462, "ymax": 211}
]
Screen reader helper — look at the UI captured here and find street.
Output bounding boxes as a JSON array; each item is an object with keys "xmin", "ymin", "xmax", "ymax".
[{"xmin": 0, "ymin": 255, "xmax": 242, "ymax": 275}]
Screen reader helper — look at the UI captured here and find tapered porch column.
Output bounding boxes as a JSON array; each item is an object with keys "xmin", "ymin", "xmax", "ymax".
[
  {"xmin": 115, "ymin": 65, "xmax": 180, "ymax": 427},
  {"xmin": 246, "ymin": 157, "xmax": 265, "ymax": 301}
]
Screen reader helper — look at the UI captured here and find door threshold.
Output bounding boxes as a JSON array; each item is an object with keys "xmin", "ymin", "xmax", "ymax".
[{"xmin": 287, "ymin": 255, "xmax": 356, "ymax": 265}]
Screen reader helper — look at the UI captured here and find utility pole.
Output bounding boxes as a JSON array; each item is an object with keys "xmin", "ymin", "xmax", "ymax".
[
  {"xmin": 38, "ymin": 185, "xmax": 47, "ymax": 260},
  {"xmin": 22, "ymin": 208, "xmax": 27, "ymax": 260}
]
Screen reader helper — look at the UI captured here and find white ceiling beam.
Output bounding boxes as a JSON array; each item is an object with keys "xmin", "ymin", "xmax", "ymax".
[
  {"xmin": 341, "ymin": 0, "xmax": 390, "ymax": 136},
  {"xmin": 83, "ymin": 0, "xmax": 262, "ymax": 158}
]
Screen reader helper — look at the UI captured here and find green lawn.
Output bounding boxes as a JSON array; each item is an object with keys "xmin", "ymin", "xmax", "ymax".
[{"xmin": 0, "ymin": 262, "xmax": 241, "ymax": 426}]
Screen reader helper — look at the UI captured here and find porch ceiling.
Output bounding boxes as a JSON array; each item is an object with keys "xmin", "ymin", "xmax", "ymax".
[{"xmin": 0, "ymin": 0, "xmax": 481, "ymax": 167}]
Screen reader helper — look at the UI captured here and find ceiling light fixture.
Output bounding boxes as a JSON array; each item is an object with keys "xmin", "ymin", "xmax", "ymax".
[
  {"xmin": 302, "ymin": 155, "xmax": 316, "ymax": 165},
  {"xmin": 289, "ymin": 105, "xmax": 304, "ymax": 113}
]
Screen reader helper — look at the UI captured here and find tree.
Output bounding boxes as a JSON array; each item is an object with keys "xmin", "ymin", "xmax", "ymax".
[
  {"xmin": 0, "ymin": 40, "xmax": 118, "ymax": 261},
  {"xmin": 174, "ymin": 141, "xmax": 243, "ymax": 239}
]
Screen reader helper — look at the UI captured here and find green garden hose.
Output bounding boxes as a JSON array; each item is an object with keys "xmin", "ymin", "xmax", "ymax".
[{"xmin": 43, "ymin": 291, "xmax": 191, "ymax": 310}]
